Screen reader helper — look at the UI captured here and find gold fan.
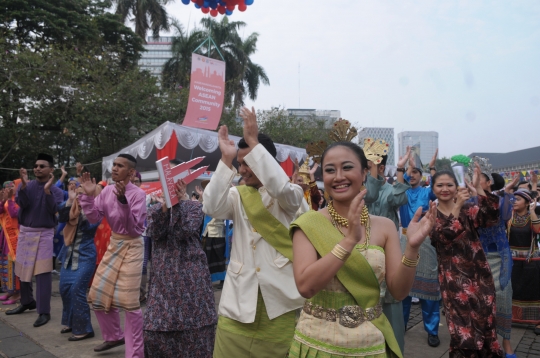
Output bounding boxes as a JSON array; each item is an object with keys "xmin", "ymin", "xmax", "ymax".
[
  {"xmin": 306, "ymin": 140, "xmax": 327, "ymax": 164},
  {"xmin": 329, "ymin": 119, "xmax": 358, "ymax": 143},
  {"xmin": 306, "ymin": 119, "xmax": 359, "ymax": 164},
  {"xmin": 363, "ymin": 138, "xmax": 389, "ymax": 165}
]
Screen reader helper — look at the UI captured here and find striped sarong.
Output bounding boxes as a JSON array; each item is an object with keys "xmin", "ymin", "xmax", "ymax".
[
  {"xmin": 400, "ymin": 233, "xmax": 441, "ymax": 301},
  {"xmin": 14, "ymin": 226, "xmax": 54, "ymax": 282},
  {"xmin": 487, "ymin": 252, "xmax": 513, "ymax": 339},
  {"xmin": 88, "ymin": 232, "xmax": 143, "ymax": 312}
]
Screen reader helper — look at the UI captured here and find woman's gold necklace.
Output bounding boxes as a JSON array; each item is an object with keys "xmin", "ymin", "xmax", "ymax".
[{"xmin": 328, "ymin": 200, "xmax": 371, "ymax": 251}]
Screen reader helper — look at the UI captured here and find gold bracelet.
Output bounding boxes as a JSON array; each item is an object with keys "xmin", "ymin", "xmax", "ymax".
[
  {"xmin": 331, "ymin": 244, "xmax": 351, "ymax": 262},
  {"xmin": 401, "ymin": 254, "xmax": 420, "ymax": 267}
]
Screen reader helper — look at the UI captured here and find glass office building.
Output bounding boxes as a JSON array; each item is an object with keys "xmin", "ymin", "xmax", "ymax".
[{"xmin": 397, "ymin": 131, "xmax": 438, "ymax": 166}]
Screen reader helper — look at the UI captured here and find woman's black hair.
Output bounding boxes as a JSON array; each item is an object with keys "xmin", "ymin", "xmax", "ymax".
[
  {"xmin": 490, "ymin": 173, "xmax": 505, "ymax": 192},
  {"xmin": 320, "ymin": 142, "xmax": 368, "ymax": 170},
  {"xmin": 430, "ymin": 170, "xmax": 459, "ymax": 192}
]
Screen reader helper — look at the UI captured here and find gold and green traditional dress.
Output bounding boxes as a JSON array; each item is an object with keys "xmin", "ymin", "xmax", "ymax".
[{"xmin": 289, "ymin": 211, "xmax": 401, "ymax": 358}]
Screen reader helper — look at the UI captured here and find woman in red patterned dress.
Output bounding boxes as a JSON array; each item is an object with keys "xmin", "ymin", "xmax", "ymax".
[{"xmin": 429, "ymin": 166, "xmax": 503, "ymax": 358}]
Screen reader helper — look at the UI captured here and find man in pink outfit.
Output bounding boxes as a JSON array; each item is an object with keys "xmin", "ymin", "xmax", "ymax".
[{"xmin": 79, "ymin": 154, "xmax": 146, "ymax": 358}]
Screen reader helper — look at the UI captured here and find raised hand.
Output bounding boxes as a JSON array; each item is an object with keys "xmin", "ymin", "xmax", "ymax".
[
  {"xmin": 174, "ymin": 179, "xmax": 187, "ymax": 202},
  {"xmin": 465, "ymin": 179, "xmax": 478, "ymax": 197},
  {"xmin": 239, "ymin": 106, "xmax": 259, "ymax": 148},
  {"xmin": 0, "ymin": 189, "xmax": 5, "ymax": 202},
  {"xmin": 114, "ymin": 181, "xmax": 127, "ymax": 203},
  {"xmin": 407, "ymin": 201, "xmax": 437, "ymax": 248},
  {"xmin": 66, "ymin": 186, "xmax": 77, "ymax": 206},
  {"xmin": 44, "ymin": 173, "xmax": 55, "ymax": 195},
  {"xmin": 61, "ymin": 165, "xmax": 67, "ymax": 176},
  {"xmin": 429, "ymin": 148, "xmax": 439, "ymax": 168},
  {"xmin": 195, "ymin": 185, "xmax": 203, "ymax": 196},
  {"xmin": 218, "ymin": 125, "xmax": 237, "ymax": 168},
  {"xmin": 80, "ymin": 172, "xmax": 97, "ymax": 196},
  {"xmin": 345, "ymin": 189, "xmax": 368, "ymax": 244},
  {"xmin": 309, "ymin": 162, "xmax": 319, "ymax": 175},
  {"xmin": 397, "ymin": 146, "xmax": 410, "ymax": 168},
  {"xmin": 20, "ymin": 168, "xmax": 28, "ymax": 189},
  {"xmin": 455, "ymin": 187, "xmax": 471, "ymax": 208},
  {"xmin": 472, "ymin": 162, "xmax": 482, "ymax": 189},
  {"xmin": 530, "ymin": 198, "xmax": 538, "ymax": 212},
  {"xmin": 505, "ymin": 175, "xmax": 520, "ymax": 193}
]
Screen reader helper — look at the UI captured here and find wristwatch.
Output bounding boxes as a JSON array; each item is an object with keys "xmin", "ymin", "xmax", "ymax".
[
  {"xmin": 429, "ymin": 167, "xmax": 437, "ymax": 171},
  {"xmin": 396, "ymin": 168, "xmax": 406, "ymax": 173}
]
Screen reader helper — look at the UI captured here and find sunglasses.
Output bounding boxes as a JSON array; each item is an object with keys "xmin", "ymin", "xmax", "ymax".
[{"xmin": 34, "ymin": 164, "xmax": 50, "ymax": 169}]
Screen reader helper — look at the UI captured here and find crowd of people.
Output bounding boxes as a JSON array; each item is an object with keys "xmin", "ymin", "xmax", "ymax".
[{"xmin": 1, "ymin": 108, "xmax": 539, "ymax": 358}]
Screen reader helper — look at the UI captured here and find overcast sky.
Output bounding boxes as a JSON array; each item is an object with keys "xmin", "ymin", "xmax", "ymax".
[{"xmin": 162, "ymin": 0, "xmax": 540, "ymax": 159}]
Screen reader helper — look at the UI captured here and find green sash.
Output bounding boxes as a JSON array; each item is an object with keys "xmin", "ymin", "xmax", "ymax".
[
  {"xmin": 290, "ymin": 211, "xmax": 402, "ymax": 358},
  {"xmin": 236, "ymin": 185, "xmax": 293, "ymax": 261}
]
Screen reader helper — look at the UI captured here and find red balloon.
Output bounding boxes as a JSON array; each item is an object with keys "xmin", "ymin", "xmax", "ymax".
[
  {"xmin": 210, "ymin": 9, "xmax": 218, "ymax": 17},
  {"xmin": 238, "ymin": 3, "xmax": 247, "ymax": 11},
  {"xmin": 226, "ymin": 4, "xmax": 235, "ymax": 10},
  {"xmin": 201, "ymin": 6, "xmax": 209, "ymax": 13},
  {"xmin": 217, "ymin": 5, "xmax": 226, "ymax": 14}
]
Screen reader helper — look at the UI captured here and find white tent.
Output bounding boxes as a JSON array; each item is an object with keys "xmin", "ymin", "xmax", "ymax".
[{"xmin": 102, "ymin": 121, "xmax": 307, "ymax": 180}]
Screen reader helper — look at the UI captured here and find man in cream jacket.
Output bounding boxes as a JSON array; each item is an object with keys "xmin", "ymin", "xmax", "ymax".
[{"xmin": 203, "ymin": 107, "xmax": 305, "ymax": 358}]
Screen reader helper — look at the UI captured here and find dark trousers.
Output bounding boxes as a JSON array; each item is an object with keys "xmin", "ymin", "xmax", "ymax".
[{"xmin": 20, "ymin": 272, "xmax": 52, "ymax": 314}]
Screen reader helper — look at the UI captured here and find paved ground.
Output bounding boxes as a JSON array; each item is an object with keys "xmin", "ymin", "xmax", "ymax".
[{"xmin": 0, "ymin": 274, "xmax": 537, "ymax": 357}]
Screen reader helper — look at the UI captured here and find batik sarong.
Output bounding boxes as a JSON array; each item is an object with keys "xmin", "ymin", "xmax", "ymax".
[{"xmin": 14, "ymin": 226, "xmax": 54, "ymax": 282}]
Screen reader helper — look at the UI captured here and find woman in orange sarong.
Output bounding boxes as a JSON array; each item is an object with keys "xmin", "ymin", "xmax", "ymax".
[{"xmin": 0, "ymin": 180, "xmax": 21, "ymax": 304}]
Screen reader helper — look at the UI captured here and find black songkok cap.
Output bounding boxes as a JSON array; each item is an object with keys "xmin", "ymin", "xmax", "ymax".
[{"xmin": 37, "ymin": 153, "xmax": 54, "ymax": 165}]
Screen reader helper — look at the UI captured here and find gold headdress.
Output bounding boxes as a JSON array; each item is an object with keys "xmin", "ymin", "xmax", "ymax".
[
  {"xmin": 306, "ymin": 119, "xmax": 359, "ymax": 164},
  {"xmin": 362, "ymin": 138, "xmax": 390, "ymax": 165},
  {"xmin": 298, "ymin": 158, "xmax": 311, "ymax": 183}
]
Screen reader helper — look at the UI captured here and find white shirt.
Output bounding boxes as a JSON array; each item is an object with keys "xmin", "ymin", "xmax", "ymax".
[{"xmin": 203, "ymin": 144, "xmax": 305, "ymax": 323}]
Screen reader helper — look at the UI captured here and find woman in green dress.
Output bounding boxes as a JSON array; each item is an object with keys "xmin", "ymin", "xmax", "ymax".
[{"xmin": 290, "ymin": 142, "xmax": 436, "ymax": 358}]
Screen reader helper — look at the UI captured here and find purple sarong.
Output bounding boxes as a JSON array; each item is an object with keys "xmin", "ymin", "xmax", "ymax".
[{"xmin": 15, "ymin": 226, "xmax": 53, "ymax": 282}]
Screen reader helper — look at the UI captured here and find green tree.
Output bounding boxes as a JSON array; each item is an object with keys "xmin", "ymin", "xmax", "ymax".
[
  {"xmin": 256, "ymin": 107, "xmax": 333, "ymax": 148},
  {"xmin": 0, "ymin": 0, "xmax": 182, "ymax": 181},
  {"xmin": 199, "ymin": 17, "xmax": 269, "ymax": 108},
  {"xmin": 161, "ymin": 20, "xmax": 206, "ymax": 90},
  {"xmin": 435, "ymin": 157, "xmax": 452, "ymax": 171},
  {"xmin": 114, "ymin": 0, "xmax": 170, "ymax": 42}
]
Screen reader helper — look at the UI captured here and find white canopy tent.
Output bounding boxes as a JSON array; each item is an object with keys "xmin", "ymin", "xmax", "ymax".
[{"xmin": 102, "ymin": 121, "xmax": 307, "ymax": 180}]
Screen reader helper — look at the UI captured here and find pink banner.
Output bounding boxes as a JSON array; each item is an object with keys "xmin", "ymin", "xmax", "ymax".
[{"xmin": 183, "ymin": 54, "xmax": 226, "ymax": 130}]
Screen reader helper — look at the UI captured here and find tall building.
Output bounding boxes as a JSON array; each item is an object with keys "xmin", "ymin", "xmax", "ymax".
[
  {"xmin": 358, "ymin": 127, "xmax": 395, "ymax": 166},
  {"xmin": 138, "ymin": 36, "xmax": 174, "ymax": 78},
  {"xmin": 287, "ymin": 108, "xmax": 341, "ymax": 127},
  {"xmin": 398, "ymin": 131, "xmax": 439, "ymax": 166}
]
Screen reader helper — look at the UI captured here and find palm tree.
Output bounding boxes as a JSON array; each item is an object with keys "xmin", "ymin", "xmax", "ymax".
[
  {"xmin": 200, "ymin": 17, "xmax": 269, "ymax": 108},
  {"xmin": 114, "ymin": 0, "xmax": 170, "ymax": 43},
  {"xmin": 161, "ymin": 20, "xmax": 205, "ymax": 90}
]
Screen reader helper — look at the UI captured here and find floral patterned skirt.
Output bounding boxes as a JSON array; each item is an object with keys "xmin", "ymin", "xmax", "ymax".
[{"xmin": 143, "ymin": 325, "xmax": 215, "ymax": 358}]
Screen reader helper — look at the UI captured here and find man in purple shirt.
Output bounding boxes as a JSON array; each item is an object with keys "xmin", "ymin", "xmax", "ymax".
[
  {"xmin": 6, "ymin": 153, "xmax": 64, "ymax": 328},
  {"xmin": 79, "ymin": 154, "xmax": 146, "ymax": 358}
]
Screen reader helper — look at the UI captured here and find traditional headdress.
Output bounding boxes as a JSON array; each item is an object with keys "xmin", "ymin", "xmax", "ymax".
[
  {"xmin": 306, "ymin": 119, "xmax": 359, "ymax": 163},
  {"xmin": 468, "ymin": 156, "xmax": 493, "ymax": 182},
  {"xmin": 361, "ymin": 138, "xmax": 390, "ymax": 165},
  {"xmin": 68, "ymin": 177, "xmax": 80, "ymax": 187},
  {"xmin": 3, "ymin": 181, "xmax": 13, "ymax": 188},
  {"xmin": 514, "ymin": 189, "xmax": 532, "ymax": 203},
  {"xmin": 37, "ymin": 153, "xmax": 54, "ymax": 165},
  {"xmin": 298, "ymin": 159, "xmax": 311, "ymax": 183}
]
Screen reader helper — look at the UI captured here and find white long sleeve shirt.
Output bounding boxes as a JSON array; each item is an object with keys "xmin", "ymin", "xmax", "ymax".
[{"xmin": 203, "ymin": 144, "xmax": 305, "ymax": 323}]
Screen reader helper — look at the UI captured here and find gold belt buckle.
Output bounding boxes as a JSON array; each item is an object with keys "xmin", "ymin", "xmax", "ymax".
[{"xmin": 402, "ymin": 228, "xmax": 407, "ymax": 235}]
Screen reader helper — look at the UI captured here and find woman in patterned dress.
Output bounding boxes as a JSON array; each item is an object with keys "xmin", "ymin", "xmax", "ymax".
[
  {"xmin": 0, "ymin": 182, "xmax": 21, "ymax": 305},
  {"xmin": 144, "ymin": 180, "xmax": 217, "ymax": 358},
  {"xmin": 477, "ymin": 173, "xmax": 519, "ymax": 357},
  {"xmin": 508, "ymin": 189, "xmax": 540, "ymax": 332},
  {"xmin": 58, "ymin": 186, "xmax": 99, "ymax": 341},
  {"xmin": 290, "ymin": 142, "xmax": 436, "ymax": 358},
  {"xmin": 429, "ymin": 167, "xmax": 503, "ymax": 358}
]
